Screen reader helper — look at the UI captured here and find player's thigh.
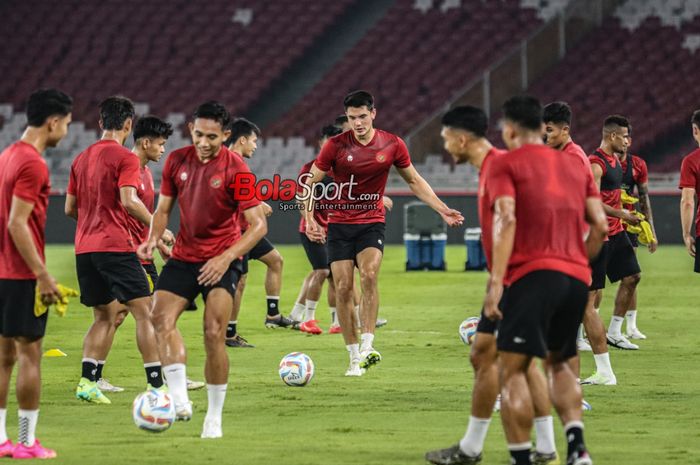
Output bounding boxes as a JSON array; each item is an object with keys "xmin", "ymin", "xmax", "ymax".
[
  {"xmin": 154, "ymin": 259, "xmax": 201, "ymax": 322},
  {"xmin": 547, "ymin": 276, "xmax": 589, "ymax": 363},
  {"xmin": 203, "ymin": 288, "xmax": 234, "ymax": 338},
  {"xmin": 201, "ymin": 260, "xmax": 242, "ymax": 304},
  {"xmin": 327, "ymin": 224, "xmax": 357, "ymax": 263},
  {"xmin": 75, "ymin": 253, "xmax": 113, "ymax": 307},
  {"xmin": 606, "ymin": 233, "xmax": 641, "ymax": 283},
  {"xmin": 249, "ymin": 237, "xmax": 275, "ymax": 261},
  {"xmin": 356, "ymin": 246, "xmax": 383, "ymax": 284},
  {"xmin": 92, "ymin": 252, "xmax": 151, "ymax": 304},
  {"xmin": 330, "ymin": 260, "xmax": 355, "ymax": 295},
  {"xmin": 471, "ymin": 330, "xmax": 497, "ymax": 369},
  {"xmin": 0, "ymin": 279, "xmax": 47, "ymax": 339},
  {"xmin": 589, "ymin": 241, "xmax": 609, "ymax": 291},
  {"xmin": 301, "ymin": 233, "xmax": 330, "ymax": 271}
]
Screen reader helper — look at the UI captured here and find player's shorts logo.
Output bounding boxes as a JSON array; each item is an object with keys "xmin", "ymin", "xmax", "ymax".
[
  {"xmin": 376, "ymin": 153, "xmax": 386, "ymax": 163},
  {"xmin": 180, "ymin": 172, "xmax": 188, "ymax": 181},
  {"xmin": 210, "ymin": 176, "xmax": 223, "ymax": 189}
]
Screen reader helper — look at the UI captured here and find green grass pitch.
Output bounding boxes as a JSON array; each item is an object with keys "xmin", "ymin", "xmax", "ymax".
[{"xmin": 8, "ymin": 244, "xmax": 699, "ymax": 464}]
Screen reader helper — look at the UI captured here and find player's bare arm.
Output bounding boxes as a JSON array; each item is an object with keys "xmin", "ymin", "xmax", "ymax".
[
  {"xmin": 680, "ymin": 187, "xmax": 696, "ymax": 257},
  {"xmin": 64, "ymin": 193, "xmax": 77, "ymax": 220},
  {"xmin": 584, "ymin": 197, "xmax": 608, "ymax": 259},
  {"xmin": 483, "ymin": 196, "xmax": 516, "ymax": 321},
  {"xmin": 197, "ymin": 204, "xmax": 267, "ymax": 286},
  {"xmin": 301, "ymin": 163, "xmax": 328, "ymax": 242},
  {"xmin": 8, "ymin": 195, "xmax": 61, "ymax": 305},
  {"xmin": 138, "ymin": 193, "xmax": 175, "ymax": 261},
  {"xmin": 591, "ymin": 163, "xmax": 640, "ymax": 225},
  {"xmin": 396, "ymin": 164, "xmax": 464, "ymax": 226},
  {"xmin": 637, "ymin": 182, "xmax": 658, "ymax": 252}
]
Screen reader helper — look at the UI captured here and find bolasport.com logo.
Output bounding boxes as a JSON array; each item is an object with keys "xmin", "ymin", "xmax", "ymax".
[{"xmin": 229, "ymin": 173, "xmax": 381, "ymax": 211}]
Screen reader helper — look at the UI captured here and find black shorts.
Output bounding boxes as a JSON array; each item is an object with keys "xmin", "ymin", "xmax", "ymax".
[
  {"xmin": 155, "ymin": 258, "xmax": 242, "ymax": 304},
  {"xmin": 590, "ymin": 232, "xmax": 641, "ymax": 290},
  {"xmin": 0, "ymin": 279, "xmax": 48, "ymax": 338},
  {"xmin": 497, "ymin": 270, "xmax": 588, "ymax": 360},
  {"xmin": 327, "ymin": 222, "xmax": 385, "ymax": 263},
  {"xmin": 76, "ymin": 252, "xmax": 151, "ymax": 307},
  {"xmin": 240, "ymin": 236, "xmax": 276, "ymax": 274},
  {"xmin": 626, "ymin": 230, "xmax": 639, "ymax": 248},
  {"xmin": 476, "ymin": 288, "xmax": 508, "ymax": 335},
  {"xmin": 142, "ymin": 262, "xmax": 158, "ymax": 292},
  {"xmin": 300, "ymin": 233, "xmax": 329, "ymax": 270}
]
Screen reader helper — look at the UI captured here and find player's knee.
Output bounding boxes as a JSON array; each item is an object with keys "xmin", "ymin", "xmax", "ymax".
[
  {"xmin": 269, "ymin": 252, "xmax": 284, "ymax": 272},
  {"xmin": 624, "ymin": 273, "xmax": 641, "ymax": 287},
  {"xmin": 359, "ymin": 269, "xmax": 378, "ymax": 289},
  {"xmin": 150, "ymin": 308, "xmax": 173, "ymax": 332},
  {"xmin": 470, "ymin": 340, "xmax": 496, "ymax": 371},
  {"xmin": 0, "ymin": 348, "xmax": 16, "ymax": 369},
  {"xmin": 113, "ymin": 308, "xmax": 128, "ymax": 328},
  {"xmin": 312, "ymin": 269, "xmax": 330, "ymax": 283},
  {"xmin": 203, "ymin": 320, "xmax": 225, "ymax": 344}
]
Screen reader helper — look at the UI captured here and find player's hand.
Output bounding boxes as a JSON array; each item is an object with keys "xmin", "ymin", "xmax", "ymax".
[
  {"xmin": 621, "ymin": 211, "xmax": 641, "ymax": 225},
  {"xmin": 262, "ymin": 202, "xmax": 273, "ymax": 217},
  {"xmin": 37, "ymin": 271, "xmax": 61, "ymax": 306},
  {"xmin": 647, "ymin": 239, "xmax": 658, "ymax": 254},
  {"xmin": 684, "ymin": 235, "xmax": 696, "ymax": 257},
  {"xmin": 157, "ymin": 239, "xmax": 172, "ymax": 260},
  {"xmin": 198, "ymin": 254, "xmax": 232, "ymax": 286},
  {"xmin": 305, "ymin": 217, "xmax": 326, "ymax": 243},
  {"xmin": 161, "ymin": 229, "xmax": 175, "ymax": 246},
  {"xmin": 440, "ymin": 207, "xmax": 464, "ymax": 227},
  {"xmin": 382, "ymin": 196, "xmax": 393, "ymax": 211},
  {"xmin": 137, "ymin": 238, "xmax": 158, "ymax": 261},
  {"xmin": 483, "ymin": 280, "xmax": 504, "ymax": 321}
]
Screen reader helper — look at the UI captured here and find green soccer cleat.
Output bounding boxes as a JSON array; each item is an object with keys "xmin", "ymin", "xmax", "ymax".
[
  {"xmin": 532, "ymin": 451, "xmax": 560, "ymax": 465},
  {"xmin": 76, "ymin": 377, "xmax": 111, "ymax": 404}
]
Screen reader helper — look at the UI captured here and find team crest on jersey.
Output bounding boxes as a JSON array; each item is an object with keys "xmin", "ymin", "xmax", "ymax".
[
  {"xmin": 376, "ymin": 153, "xmax": 386, "ymax": 163},
  {"xmin": 347, "ymin": 154, "xmax": 353, "ymax": 162},
  {"xmin": 210, "ymin": 175, "xmax": 223, "ymax": 189},
  {"xmin": 180, "ymin": 172, "xmax": 188, "ymax": 181}
]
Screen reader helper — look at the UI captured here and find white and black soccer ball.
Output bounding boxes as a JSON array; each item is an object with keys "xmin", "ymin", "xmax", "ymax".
[
  {"xmin": 459, "ymin": 317, "xmax": 480, "ymax": 345},
  {"xmin": 132, "ymin": 389, "xmax": 176, "ymax": 433},
  {"xmin": 278, "ymin": 352, "xmax": 315, "ymax": 387}
]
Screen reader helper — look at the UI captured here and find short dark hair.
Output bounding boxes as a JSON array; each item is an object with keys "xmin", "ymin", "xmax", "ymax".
[
  {"xmin": 334, "ymin": 114, "xmax": 348, "ymax": 126},
  {"xmin": 691, "ymin": 110, "xmax": 700, "ymax": 128},
  {"xmin": 133, "ymin": 116, "xmax": 173, "ymax": 142},
  {"xmin": 603, "ymin": 115, "xmax": 630, "ymax": 135},
  {"xmin": 542, "ymin": 101, "xmax": 572, "ymax": 126},
  {"xmin": 343, "ymin": 90, "xmax": 374, "ymax": 110},
  {"xmin": 26, "ymin": 88, "xmax": 73, "ymax": 127},
  {"xmin": 192, "ymin": 101, "xmax": 231, "ymax": 129},
  {"xmin": 502, "ymin": 95, "xmax": 542, "ymax": 131},
  {"xmin": 228, "ymin": 117, "xmax": 261, "ymax": 143},
  {"xmin": 440, "ymin": 106, "xmax": 488, "ymax": 138},
  {"xmin": 321, "ymin": 125, "xmax": 342, "ymax": 139},
  {"xmin": 99, "ymin": 96, "xmax": 135, "ymax": 130}
]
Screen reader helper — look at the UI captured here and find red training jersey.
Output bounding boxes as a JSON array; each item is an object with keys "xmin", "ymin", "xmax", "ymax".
[
  {"xmin": 487, "ymin": 144, "xmax": 599, "ymax": 286},
  {"xmin": 314, "ymin": 129, "xmax": 411, "ymax": 224},
  {"xmin": 68, "ymin": 140, "xmax": 141, "ymax": 254},
  {"xmin": 588, "ymin": 149, "xmax": 624, "ymax": 236},
  {"xmin": 125, "ymin": 164, "xmax": 155, "ymax": 264},
  {"xmin": 297, "ymin": 159, "xmax": 331, "ymax": 233},
  {"xmin": 160, "ymin": 145, "xmax": 260, "ymax": 262},
  {"xmin": 679, "ymin": 148, "xmax": 700, "ymax": 237},
  {"xmin": 0, "ymin": 141, "xmax": 50, "ymax": 279},
  {"xmin": 562, "ymin": 140, "xmax": 590, "ymax": 167},
  {"xmin": 477, "ymin": 147, "xmax": 507, "ymax": 271}
]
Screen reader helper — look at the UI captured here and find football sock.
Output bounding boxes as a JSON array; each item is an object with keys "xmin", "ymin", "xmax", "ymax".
[
  {"xmin": 593, "ymin": 352, "xmax": 614, "ymax": 378},
  {"xmin": 625, "ymin": 310, "xmax": 638, "ymax": 330},
  {"xmin": 17, "ymin": 409, "xmax": 38, "ymax": 447},
  {"xmin": 608, "ymin": 315, "xmax": 624, "ymax": 337},
  {"xmin": 95, "ymin": 360, "xmax": 105, "ymax": 380},
  {"xmin": 534, "ymin": 416, "xmax": 556, "ymax": 455},
  {"xmin": 354, "ymin": 305, "xmax": 361, "ymax": 328},
  {"xmin": 508, "ymin": 442, "xmax": 532, "ymax": 465},
  {"xmin": 346, "ymin": 344, "xmax": 360, "ymax": 361},
  {"xmin": 576, "ymin": 324, "xmax": 584, "ymax": 340},
  {"xmin": 266, "ymin": 296, "xmax": 280, "ymax": 317},
  {"xmin": 145, "ymin": 362, "xmax": 164, "ymax": 388},
  {"xmin": 290, "ymin": 302, "xmax": 306, "ymax": 321},
  {"xmin": 459, "ymin": 416, "xmax": 491, "ymax": 456},
  {"xmin": 163, "ymin": 363, "xmax": 188, "ymax": 406},
  {"xmin": 205, "ymin": 384, "xmax": 227, "ymax": 421},
  {"xmin": 564, "ymin": 421, "xmax": 585, "ymax": 457},
  {"xmin": 594, "ymin": 307, "xmax": 600, "ymax": 314},
  {"xmin": 0, "ymin": 408, "xmax": 7, "ymax": 443},
  {"xmin": 329, "ymin": 307, "xmax": 338, "ymax": 325},
  {"xmin": 81, "ymin": 358, "xmax": 99, "ymax": 382},
  {"xmin": 226, "ymin": 321, "xmax": 237, "ymax": 339},
  {"xmin": 304, "ymin": 300, "xmax": 317, "ymax": 322},
  {"xmin": 360, "ymin": 333, "xmax": 374, "ymax": 352}
]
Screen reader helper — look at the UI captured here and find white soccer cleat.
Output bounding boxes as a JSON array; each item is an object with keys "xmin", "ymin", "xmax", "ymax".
[
  {"xmin": 581, "ymin": 372, "xmax": 617, "ymax": 386},
  {"xmin": 582, "ymin": 399, "xmax": 592, "ymax": 411},
  {"xmin": 345, "ymin": 359, "xmax": 365, "ymax": 377},
  {"xmin": 175, "ymin": 400, "xmax": 193, "ymax": 421},
  {"xmin": 201, "ymin": 417, "xmax": 222, "ymax": 439},
  {"xmin": 606, "ymin": 334, "xmax": 639, "ymax": 350},
  {"xmin": 626, "ymin": 327, "xmax": 647, "ymax": 340},
  {"xmin": 359, "ymin": 348, "xmax": 382, "ymax": 370},
  {"xmin": 96, "ymin": 378, "xmax": 124, "ymax": 393},
  {"xmin": 187, "ymin": 378, "xmax": 205, "ymax": 390},
  {"xmin": 577, "ymin": 338, "xmax": 592, "ymax": 352}
]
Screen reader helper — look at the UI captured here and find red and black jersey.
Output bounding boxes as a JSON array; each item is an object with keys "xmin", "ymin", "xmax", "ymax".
[{"xmin": 589, "ymin": 149, "xmax": 623, "ymax": 236}]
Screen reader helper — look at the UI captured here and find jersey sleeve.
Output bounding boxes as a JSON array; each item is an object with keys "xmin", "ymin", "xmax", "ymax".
[
  {"xmin": 679, "ymin": 156, "xmax": 697, "ymax": 189},
  {"xmin": 13, "ymin": 159, "xmax": 48, "ymax": 203},
  {"xmin": 160, "ymin": 152, "xmax": 178, "ymax": 196},
  {"xmin": 635, "ymin": 157, "xmax": 648, "ymax": 185},
  {"xmin": 393, "ymin": 137, "xmax": 412, "ymax": 169},
  {"xmin": 486, "ymin": 157, "xmax": 516, "ymax": 205},
  {"xmin": 314, "ymin": 138, "xmax": 336, "ymax": 172},
  {"xmin": 584, "ymin": 168, "xmax": 600, "ymax": 198},
  {"xmin": 588, "ymin": 155, "xmax": 606, "ymax": 176},
  {"xmin": 67, "ymin": 162, "xmax": 77, "ymax": 195},
  {"xmin": 117, "ymin": 152, "xmax": 141, "ymax": 189}
]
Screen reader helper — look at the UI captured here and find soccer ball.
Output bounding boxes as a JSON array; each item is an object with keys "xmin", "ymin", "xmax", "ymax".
[
  {"xmin": 459, "ymin": 317, "xmax": 480, "ymax": 345},
  {"xmin": 278, "ymin": 352, "xmax": 315, "ymax": 387},
  {"xmin": 132, "ymin": 389, "xmax": 176, "ymax": 433}
]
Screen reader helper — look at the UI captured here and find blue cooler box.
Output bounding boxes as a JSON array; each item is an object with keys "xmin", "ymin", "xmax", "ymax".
[
  {"xmin": 464, "ymin": 228, "xmax": 487, "ymax": 271},
  {"xmin": 404, "ymin": 233, "xmax": 446, "ymax": 271}
]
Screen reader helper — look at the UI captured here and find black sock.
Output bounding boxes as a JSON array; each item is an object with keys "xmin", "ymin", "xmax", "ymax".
[
  {"xmin": 508, "ymin": 447, "xmax": 531, "ymax": 465},
  {"xmin": 82, "ymin": 359, "xmax": 98, "ymax": 382},
  {"xmin": 145, "ymin": 363, "xmax": 164, "ymax": 388},
  {"xmin": 266, "ymin": 297, "xmax": 280, "ymax": 317},
  {"xmin": 226, "ymin": 321, "xmax": 237, "ymax": 338},
  {"xmin": 566, "ymin": 424, "xmax": 585, "ymax": 457},
  {"xmin": 95, "ymin": 361, "xmax": 105, "ymax": 380}
]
